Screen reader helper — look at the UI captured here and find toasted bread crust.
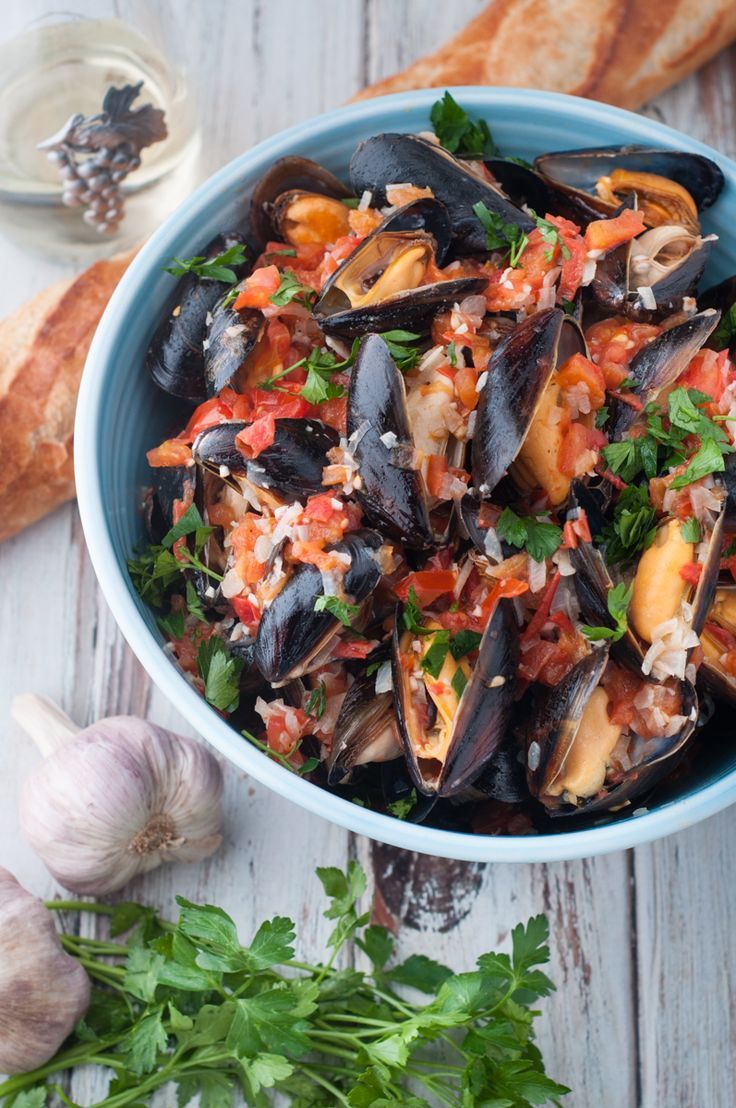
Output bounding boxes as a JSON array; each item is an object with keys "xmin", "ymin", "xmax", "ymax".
[
  {"xmin": 0, "ymin": 249, "xmax": 136, "ymax": 543},
  {"xmin": 354, "ymin": 0, "xmax": 736, "ymax": 110}
]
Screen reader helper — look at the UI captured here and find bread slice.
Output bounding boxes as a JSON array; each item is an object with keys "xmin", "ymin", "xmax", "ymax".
[{"xmin": 355, "ymin": 0, "xmax": 736, "ymax": 110}]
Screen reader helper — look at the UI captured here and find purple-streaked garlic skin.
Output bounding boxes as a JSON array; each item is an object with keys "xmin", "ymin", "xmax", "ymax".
[
  {"xmin": 16, "ymin": 699, "xmax": 224, "ymax": 896},
  {"xmin": 0, "ymin": 867, "xmax": 90, "ymax": 1074}
]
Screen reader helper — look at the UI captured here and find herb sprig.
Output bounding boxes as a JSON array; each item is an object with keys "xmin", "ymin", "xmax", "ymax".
[
  {"xmin": 430, "ymin": 90, "xmax": 499, "ymax": 158},
  {"xmin": 1, "ymin": 864, "xmax": 568, "ymax": 1107},
  {"xmin": 581, "ymin": 582, "xmax": 633, "ymax": 642},
  {"xmin": 712, "ymin": 302, "xmax": 736, "ymax": 351},
  {"xmin": 127, "ymin": 504, "xmax": 219, "ymax": 609},
  {"xmin": 600, "ymin": 485, "xmax": 658, "ymax": 566},
  {"xmin": 164, "ymin": 244, "xmax": 247, "ymax": 283},
  {"xmin": 473, "ymin": 201, "xmax": 529, "ymax": 266},
  {"xmin": 496, "ymin": 507, "xmax": 563, "ymax": 563}
]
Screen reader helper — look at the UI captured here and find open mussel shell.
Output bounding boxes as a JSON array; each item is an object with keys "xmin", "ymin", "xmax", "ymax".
[
  {"xmin": 626, "ymin": 226, "xmax": 714, "ymax": 321},
  {"xmin": 483, "ymin": 156, "xmax": 607, "ymax": 227},
  {"xmin": 392, "ymin": 598, "xmax": 518, "ymax": 797},
  {"xmin": 193, "ymin": 418, "xmax": 339, "ymax": 506},
  {"xmin": 700, "ymin": 276, "xmax": 736, "ymax": 351},
  {"xmin": 525, "ymin": 646, "xmax": 700, "ymax": 816},
  {"xmin": 569, "ymin": 540, "xmax": 646, "ymax": 673},
  {"xmin": 347, "ymin": 333, "xmax": 434, "ymax": 549},
  {"xmin": 254, "ymin": 528, "xmax": 384, "ymax": 684},
  {"xmin": 146, "ymin": 232, "xmax": 251, "ymax": 402},
  {"xmin": 314, "ymin": 198, "xmax": 485, "ymax": 336},
  {"xmin": 249, "ymin": 155, "xmax": 352, "ymax": 246},
  {"xmin": 609, "ymin": 309, "xmax": 721, "ymax": 439},
  {"xmin": 327, "ymin": 651, "xmax": 402, "ymax": 785},
  {"xmin": 534, "ymin": 146, "xmax": 724, "ymax": 224},
  {"xmin": 699, "ymin": 587, "xmax": 736, "ymax": 704},
  {"xmin": 471, "ymin": 307, "xmax": 585, "ymax": 501},
  {"xmin": 146, "ymin": 463, "xmax": 197, "ymax": 542},
  {"xmin": 204, "ymin": 296, "xmax": 265, "ymax": 396},
  {"xmin": 349, "ymin": 133, "xmax": 533, "ymax": 255}
]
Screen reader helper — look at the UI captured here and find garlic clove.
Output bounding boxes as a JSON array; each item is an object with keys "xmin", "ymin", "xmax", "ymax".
[
  {"xmin": 0, "ymin": 867, "xmax": 90, "ymax": 1074},
  {"xmin": 14, "ymin": 697, "xmax": 224, "ymax": 896}
]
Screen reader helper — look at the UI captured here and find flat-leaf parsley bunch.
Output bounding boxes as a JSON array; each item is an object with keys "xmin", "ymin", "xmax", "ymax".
[{"xmin": 0, "ymin": 864, "xmax": 569, "ymax": 1107}]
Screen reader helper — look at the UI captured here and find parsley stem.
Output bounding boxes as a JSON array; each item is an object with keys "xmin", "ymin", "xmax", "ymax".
[
  {"xmin": 299, "ymin": 1067, "xmax": 352, "ymax": 1106},
  {"xmin": 46, "ymin": 900, "xmax": 117, "ymax": 913},
  {"xmin": 0, "ymin": 1036, "xmax": 127, "ymax": 1097}
]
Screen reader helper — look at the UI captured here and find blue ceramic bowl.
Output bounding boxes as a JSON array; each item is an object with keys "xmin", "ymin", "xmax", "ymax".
[{"xmin": 76, "ymin": 88, "xmax": 736, "ymax": 862}]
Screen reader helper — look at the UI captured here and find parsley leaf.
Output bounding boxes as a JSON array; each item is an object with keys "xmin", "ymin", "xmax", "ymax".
[
  {"xmin": 269, "ymin": 268, "xmax": 316, "ymax": 308},
  {"xmin": 315, "ymin": 594, "xmax": 360, "ymax": 627},
  {"xmin": 387, "ymin": 790, "xmax": 417, "ymax": 820},
  {"xmin": 430, "ymin": 90, "xmax": 499, "ymax": 157},
  {"xmin": 601, "ymin": 484, "xmax": 657, "ymax": 566},
  {"xmin": 380, "ymin": 329, "xmax": 422, "ymax": 372},
  {"xmin": 447, "ymin": 339, "xmax": 457, "ymax": 367},
  {"xmin": 581, "ymin": 581, "xmax": 633, "ymax": 642},
  {"xmin": 402, "ymin": 586, "xmax": 430, "ymax": 635},
  {"xmin": 450, "ymin": 629, "xmax": 483, "ymax": 659},
  {"xmin": 420, "ymin": 630, "xmax": 451, "ymax": 678},
  {"xmin": 680, "ymin": 517, "xmax": 701, "ymax": 543},
  {"xmin": 473, "ymin": 201, "xmax": 529, "ymax": 265},
  {"xmin": 164, "ymin": 243, "xmax": 247, "ymax": 284},
  {"xmin": 670, "ymin": 435, "xmax": 728, "ymax": 489},
  {"xmin": 196, "ymin": 637, "xmax": 244, "ymax": 713},
  {"xmin": 596, "ymin": 405, "xmax": 610, "ymax": 429},
  {"xmin": 713, "ymin": 302, "xmax": 736, "ymax": 350},
  {"xmin": 451, "ymin": 667, "xmax": 468, "ymax": 699},
  {"xmin": 158, "ymin": 607, "xmax": 185, "ymax": 641},
  {"xmin": 496, "ymin": 507, "xmax": 562, "ymax": 563},
  {"xmin": 306, "ymin": 681, "xmax": 327, "ymax": 720}
]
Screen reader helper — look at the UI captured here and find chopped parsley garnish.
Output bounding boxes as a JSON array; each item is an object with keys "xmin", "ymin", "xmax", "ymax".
[
  {"xmin": 157, "ymin": 607, "xmax": 185, "ymax": 641},
  {"xmin": 264, "ymin": 247, "xmax": 297, "ymax": 260},
  {"xmin": 341, "ymin": 196, "xmax": 360, "ymax": 208},
  {"xmin": 561, "ymin": 297, "xmax": 576, "ymax": 316},
  {"xmin": 595, "ymin": 405, "xmax": 610, "ymax": 429},
  {"xmin": 185, "ymin": 579, "xmax": 208, "ymax": 624},
  {"xmin": 366, "ymin": 658, "xmax": 383, "ymax": 677},
  {"xmin": 269, "ymin": 268, "xmax": 316, "ymax": 308},
  {"xmin": 387, "ymin": 789, "xmax": 417, "ymax": 819},
  {"xmin": 713, "ymin": 302, "xmax": 736, "ymax": 351},
  {"xmin": 196, "ymin": 637, "xmax": 244, "ymax": 713},
  {"xmin": 451, "ymin": 667, "xmax": 469, "ymax": 699},
  {"xmin": 496, "ymin": 507, "xmax": 563, "ymax": 563},
  {"xmin": 430, "ymin": 90, "xmax": 499, "ymax": 158},
  {"xmin": 127, "ymin": 504, "xmax": 219, "ymax": 609},
  {"xmin": 380, "ymin": 329, "xmax": 422, "ymax": 372},
  {"xmin": 402, "ymin": 585, "xmax": 430, "ymax": 635},
  {"xmin": 421, "ymin": 630, "xmax": 451, "ymax": 679},
  {"xmin": 450, "ymin": 629, "xmax": 483, "ymax": 659},
  {"xmin": 447, "ymin": 340, "xmax": 457, "ymax": 367},
  {"xmin": 528, "ymin": 210, "xmax": 570, "ymax": 262},
  {"xmin": 680, "ymin": 517, "xmax": 701, "ymax": 543},
  {"xmin": 581, "ymin": 581, "xmax": 633, "ymax": 643},
  {"xmin": 602, "ymin": 386, "xmax": 733, "ymax": 488},
  {"xmin": 300, "ymin": 348, "xmax": 347, "ymax": 405},
  {"xmin": 600, "ymin": 484, "xmax": 657, "ymax": 566},
  {"xmin": 473, "ymin": 201, "xmax": 529, "ymax": 266},
  {"xmin": 243, "ymin": 728, "xmax": 318, "ymax": 776},
  {"xmin": 306, "ymin": 681, "xmax": 327, "ymax": 720},
  {"xmin": 164, "ymin": 243, "xmax": 247, "ymax": 283},
  {"xmin": 315, "ymin": 594, "xmax": 360, "ymax": 627}
]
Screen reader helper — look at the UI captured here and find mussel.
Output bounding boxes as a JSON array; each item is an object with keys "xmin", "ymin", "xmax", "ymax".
[
  {"xmin": 347, "ymin": 333, "xmax": 434, "ymax": 548},
  {"xmin": 534, "ymin": 146, "xmax": 724, "ymax": 232},
  {"xmin": 254, "ymin": 528, "xmax": 384, "ymax": 684},
  {"xmin": 249, "ymin": 155, "xmax": 353, "ymax": 247},
  {"xmin": 204, "ymin": 295, "xmax": 265, "ymax": 396},
  {"xmin": 327, "ymin": 653, "xmax": 402, "ymax": 784},
  {"xmin": 525, "ymin": 646, "xmax": 699, "ymax": 815},
  {"xmin": 699, "ymin": 587, "xmax": 736, "ymax": 704},
  {"xmin": 471, "ymin": 307, "xmax": 588, "ymax": 505},
  {"xmin": 392, "ymin": 597, "xmax": 518, "ymax": 797},
  {"xmin": 146, "ymin": 232, "xmax": 251, "ymax": 401},
  {"xmin": 700, "ymin": 276, "xmax": 736, "ymax": 352},
  {"xmin": 314, "ymin": 198, "xmax": 486, "ymax": 336},
  {"xmin": 192, "ymin": 418, "xmax": 340, "ymax": 508},
  {"xmin": 608, "ymin": 309, "xmax": 720, "ymax": 439}
]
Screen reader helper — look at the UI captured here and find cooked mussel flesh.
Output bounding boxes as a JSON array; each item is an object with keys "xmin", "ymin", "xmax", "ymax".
[
  {"xmin": 250, "ymin": 155, "xmax": 352, "ymax": 246},
  {"xmin": 146, "ymin": 232, "xmax": 251, "ymax": 401}
]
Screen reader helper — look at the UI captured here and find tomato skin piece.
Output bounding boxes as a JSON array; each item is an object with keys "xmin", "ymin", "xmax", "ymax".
[
  {"xmin": 146, "ymin": 439, "xmax": 193, "ymax": 467},
  {"xmin": 234, "ymin": 264, "xmax": 281, "ymax": 309},
  {"xmin": 181, "ymin": 397, "xmax": 234, "ymax": 443},
  {"xmin": 678, "ymin": 347, "xmax": 733, "ymax": 406},
  {"xmin": 236, "ymin": 414, "xmax": 276, "ymax": 458},
  {"xmin": 556, "ymin": 352, "xmax": 606, "ymax": 410},
  {"xmin": 557, "ymin": 422, "xmax": 607, "ymax": 478},
  {"xmin": 394, "ymin": 569, "xmax": 457, "ymax": 606},
  {"xmin": 304, "ymin": 493, "xmax": 338, "ymax": 523},
  {"xmin": 584, "ymin": 208, "xmax": 645, "ymax": 253},
  {"xmin": 315, "ymin": 396, "xmax": 348, "ymax": 435},
  {"xmin": 585, "ymin": 316, "xmax": 661, "ymax": 390},
  {"xmin": 231, "ymin": 595, "xmax": 260, "ymax": 628},
  {"xmin": 680, "ymin": 562, "xmax": 702, "ymax": 585},
  {"xmin": 454, "ymin": 365, "xmax": 479, "ymax": 410},
  {"xmin": 545, "ymin": 214, "xmax": 586, "ymax": 301},
  {"xmin": 333, "ymin": 639, "xmax": 376, "ymax": 659}
]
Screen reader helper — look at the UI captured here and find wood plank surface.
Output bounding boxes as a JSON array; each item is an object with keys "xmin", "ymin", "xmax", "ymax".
[{"xmin": 1, "ymin": 2, "xmax": 735, "ymax": 1105}]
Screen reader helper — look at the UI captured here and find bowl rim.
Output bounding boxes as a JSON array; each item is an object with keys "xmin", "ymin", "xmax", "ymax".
[{"xmin": 76, "ymin": 85, "xmax": 736, "ymax": 863}]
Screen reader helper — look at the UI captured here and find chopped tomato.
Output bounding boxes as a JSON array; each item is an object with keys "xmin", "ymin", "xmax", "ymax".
[
  {"xmin": 304, "ymin": 493, "xmax": 339, "ymax": 522},
  {"xmin": 556, "ymin": 352, "xmax": 606, "ymax": 411},
  {"xmin": 316, "ymin": 395, "xmax": 348, "ymax": 435},
  {"xmin": 706, "ymin": 620, "xmax": 736, "ymax": 654},
  {"xmin": 585, "ymin": 316, "xmax": 661, "ymax": 390},
  {"xmin": 236, "ymin": 413, "xmax": 276, "ymax": 458},
  {"xmin": 146, "ymin": 438, "xmax": 192, "ymax": 467},
  {"xmin": 572, "ymin": 509, "xmax": 592, "ymax": 543},
  {"xmin": 231, "ymin": 595, "xmax": 260, "ymax": 629},
  {"xmin": 348, "ymin": 207, "xmax": 384, "ymax": 236},
  {"xmin": 522, "ymin": 572, "xmax": 562, "ymax": 642},
  {"xmin": 680, "ymin": 562, "xmax": 702, "ymax": 585},
  {"xmin": 395, "ymin": 569, "xmax": 457, "ymax": 606},
  {"xmin": 546, "ymin": 214, "xmax": 586, "ymax": 301},
  {"xmin": 602, "ymin": 664, "xmax": 642, "ymax": 727},
  {"xmin": 477, "ymin": 576, "xmax": 529, "ymax": 624},
  {"xmin": 678, "ymin": 347, "xmax": 734, "ymax": 406},
  {"xmin": 333, "ymin": 639, "xmax": 376, "ymax": 659},
  {"xmin": 231, "ymin": 514, "xmax": 268, "ymax": 586},
  {"xmin": 454, "ymin": 365, "xmax": 479, "ymax": 410},
  {"xmin": 557, "ymin": 422, "xmax": 607, "ymax": 477},
  {"xmin": 234, "ymin": 265, "xmax": 281, "ymax": 309},
  {"xmin": 425, "ymin": 455, "xmax": 449, "ymax": 498},
  {"xmin": 518, "ymin": 612, "xmax": 587, "ymax": 686},
  {"xmin": 584, "ymin": 208, "xmax": 645, "ymax": 253},
  {"xmin": 207, "ymin": 501, "xmax": 237, "ymax": 529},
  {"xmin": 180, "ymin": 396, "xmax": 234, "ymax": 442}
]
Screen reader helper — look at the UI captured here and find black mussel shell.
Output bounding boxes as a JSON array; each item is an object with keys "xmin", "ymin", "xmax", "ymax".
[
  {"xmin": 347, "ymin": 333, "xmax": 433, "ymax": 549},
  {"xmin": 204, "ymin": 297, "xmax": 265, "ymax": 396},
  {"xmin": 249, "ymin": 155, "xmax": 352, "ymax": 246},
  {"xmin": 700, "ymin": 276, "xmax": 736, "ymax": 351},
  {"xmin": 350, "ymin": 133, "xmax": 533, "ymax": 255},
  {"xmin": 327, "ymin": 651, "xmax": 401, "ymax": 785},
  {"xmin": 146, "ymin": 232, "xmax": 251, "ymax": 402}
]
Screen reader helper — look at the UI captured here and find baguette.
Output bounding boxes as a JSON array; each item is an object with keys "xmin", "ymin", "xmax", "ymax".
[
  {"xmin": 0, "ymin": 249, "xmax": 136, "ymax": 543},
  {"xmin": 355, "ymin": 0, "xmax": 736, "ymax": 110}
]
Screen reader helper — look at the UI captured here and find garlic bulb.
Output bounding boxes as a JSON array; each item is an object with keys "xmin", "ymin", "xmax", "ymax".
[
  {"xmin": 13, "ymin": 695, "xmax": 224, "ymax": 896},
  {"xmin": 0, "ymin": 867, "xmax": 90, "ymax": 1073}
]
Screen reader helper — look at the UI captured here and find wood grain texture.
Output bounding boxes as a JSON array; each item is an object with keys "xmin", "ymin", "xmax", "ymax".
[{"xmin": 0, "ymin": 2, "xmax": 735, "ymax": 1105}]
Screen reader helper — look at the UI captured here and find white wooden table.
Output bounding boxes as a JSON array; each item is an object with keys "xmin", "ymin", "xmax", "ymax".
[{"xmin": 1, "ymin": 3, "xmax": 735, "ymax": 1104}]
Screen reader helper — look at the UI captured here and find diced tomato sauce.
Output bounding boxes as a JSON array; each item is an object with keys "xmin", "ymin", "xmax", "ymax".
[
  {"xmin": 333, "ymin": 639, "xmax": 376, "ymax": 659},
  {"xmin": 180, "ymin": 397, "xmax": 234, "ymax": 443},
  {"xmin": 557, "ymin": 422, "xmax": 607, "ymax": 478},
  {"xmin": 518, "ymin": 610, "xmax": 587, "ymax": 686},
  {"xmin": 230, "ymin": 513, "xmax": 269, "ymax": 587},
  {"xmin": 231, "ymin": 595, "xmax": 260, "ymax": 630},
  {"xmin": 680, "ymin": 562, "xmax": 702, "ymax": 585},
  {"xmin": 705, "ymin": 622, "xmax": 736, "ymax": 674},
  {"xmin": 454, "ymin": 365, "xmax": 480, "ymax": 409},
  {"xmin": 348, "ymin": 207, "xmax": 384, "ymax": 237},
  {"xmin": 395, "ymin": 569, "xmax": 457, "ymax": 606},
  {"xmin": 234, "ymin": 265, "xmax": 282, "ymax": 309},
  {"xmin": 584, "ymin": 208, "xmax": 645, "ymax": 253},
  {"xmin": 315, "ymin": 395, "xmax": 348, "ymax": 435},
  {"xmin": 677, "ymin": 347, "xmax": 735, "ymax": 407},
  {"xmin": 545, "ymin": 214, "xmax": 586, "ymax": 301},
  {"xmin": 425, "ymin": 455, "xmax": 449, "ymax": 498},
  {"xmin": 236, "ymin": 414, "xmax": 277, "ymax": 458},
  {"xmin": 585, "ymin": 317, "xmax": 661, "ymax": 390},
  {"xmin": 556, "ymin": 353, "xmax": 606, "ymax": 411},
  {"xmin": 146, "ymin": 439, "xmax": 192, "ymax": 467}
]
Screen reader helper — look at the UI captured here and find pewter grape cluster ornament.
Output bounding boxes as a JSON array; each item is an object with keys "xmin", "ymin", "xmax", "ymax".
[{"xmin": 38, "ymin": 82, "xmax": 167, "ymax": 234}]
